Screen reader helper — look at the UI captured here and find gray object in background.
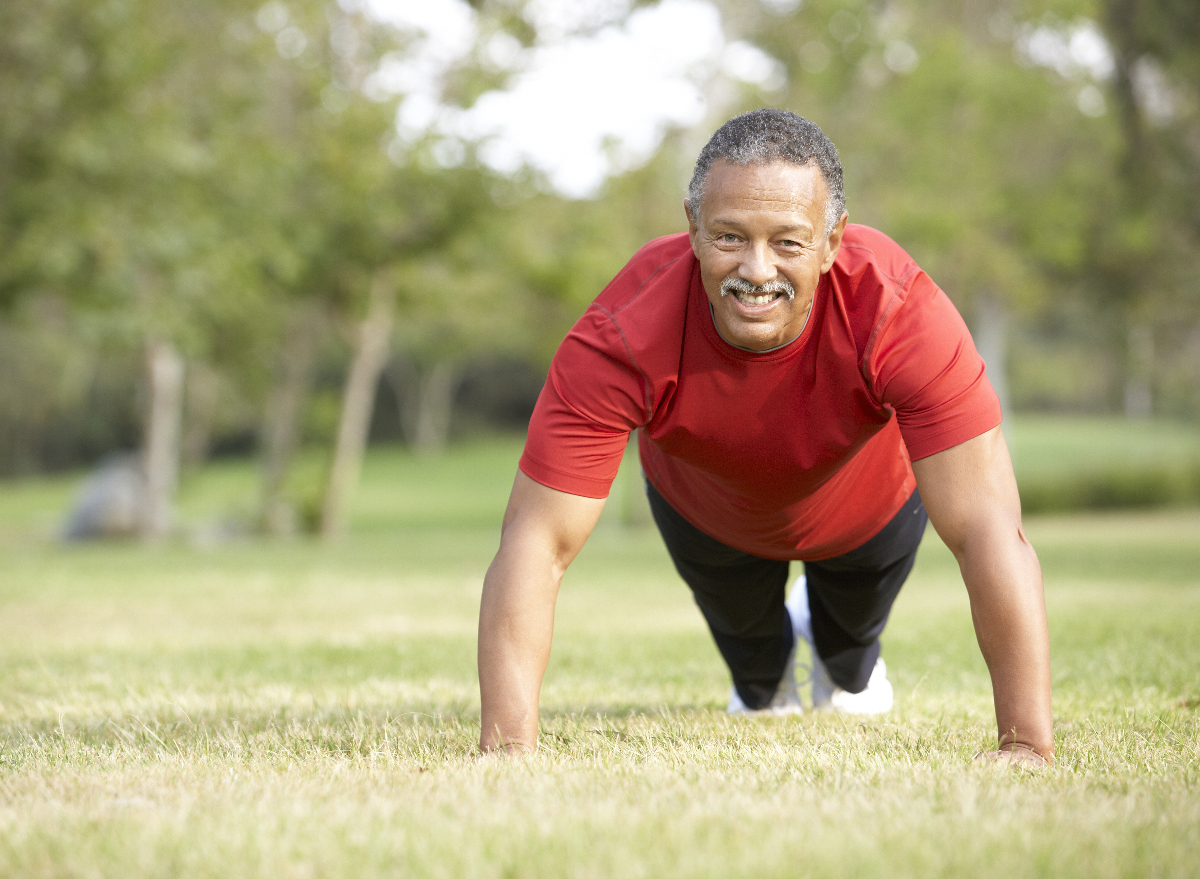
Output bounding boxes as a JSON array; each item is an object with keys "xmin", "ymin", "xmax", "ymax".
[{"xmin": 62, "ymin": 454, "xmax": 144, "ymax": 540}]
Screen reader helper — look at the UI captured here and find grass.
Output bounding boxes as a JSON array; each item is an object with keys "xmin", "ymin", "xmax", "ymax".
[
  {"xmin": 1007, "ymin": 416, "xmax": 1200, "ymax": 512},
  {"xmin": 1, "ymin": 424, "xmax": 1198, "ymax": 877},
  {"xmin": 1006, "ymin": 415, "xmax": 1200, "ymax": 477}
]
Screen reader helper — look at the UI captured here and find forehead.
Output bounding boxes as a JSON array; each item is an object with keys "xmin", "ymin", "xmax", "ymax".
[{"xmin": 702, "ymin": 159, "xmax": 828, "ymax": 224}]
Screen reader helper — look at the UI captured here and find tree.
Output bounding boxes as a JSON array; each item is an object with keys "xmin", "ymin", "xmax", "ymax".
[
  {"xmin": 316, "ymin": 151, "xmax": 527, "ymax": 535},
  {"xmin": 1, "ymin": 0, "xmax": 249, "ymax": 537},
  {"xmin": 1095, "ymin": 0, "xmax": 1200, "ymax": 415},
  {"xmin": 0, "ymin": 0, "xmax": 407, "ymax": 535},
  {"xmin": 706, "ymin": 0, "xmax": 1126, "ymax": 417}
]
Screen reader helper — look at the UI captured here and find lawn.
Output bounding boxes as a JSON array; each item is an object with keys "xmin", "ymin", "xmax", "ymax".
[
  {"xmin": 0, "ymin": 423, "xmax": 1197, "ymax": 878},
  {"xmin": 1007, "ymin": 416, "xmax": 1200, "ymax": 512}
]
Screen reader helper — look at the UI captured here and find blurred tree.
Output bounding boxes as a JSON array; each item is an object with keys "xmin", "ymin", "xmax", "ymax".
[
  {"xmin": 707, "ymin": 0, "xmax": 1200, "ymax": 418},
  {"xmin": 0, "ymin": 0, "xmax": 389, "ymax": 534},
  {"xmin": 1095, "ymin": 0, "xmax": 1200, "ymax": 415},
  {"xmin": 226, "ymin": 0, "xmax": 407, "ymax": 536},
  {"xmin": 0, "ymin": 0, "xmax": 524, "ymax": 535},
  {"xmin": 8, "ymin": 0, "xmax": 1194, "ymax": 536},
  {"xmin": 0, "ymin": 0, "xmax": 245, "ymax": 536},
  {"xmin": 709, "ymin": 0, "xmax": 1121, "ymax": 419},
  {"xmin": 313, "ymin": 5, "xmax": 548, "ymax": 536}
]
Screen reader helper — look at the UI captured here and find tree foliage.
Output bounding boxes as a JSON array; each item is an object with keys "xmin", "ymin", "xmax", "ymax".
[
  {"xmin": 0, "ymin": 0, "xmax": 1197, "ymax": 490},
  {"xmin": 706, "ymin": 0, "xmax": 1199, "ymax": 414}
]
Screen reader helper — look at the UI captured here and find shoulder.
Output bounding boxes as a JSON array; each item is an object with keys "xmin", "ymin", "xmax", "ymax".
[
  {"xmin": 833, "ymin": 224, "xmax": 922, "ymax": 292},
  {"xmin": 594, "ymin": 232, "xmax": 695, "ymax": 315},
  {"xmin": 556, "ymin": 232, "xmax": 694, "ymax": 388},
  {"xmin": 823, "ymin": 225, "xmax": 930, "ymax": 353}
]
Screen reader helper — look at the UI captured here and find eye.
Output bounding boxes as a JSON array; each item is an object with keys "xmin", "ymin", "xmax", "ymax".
[
  {"xmin": 721, "ymin": 233, "xmax": 740, "ymax": 243},
  {"xmin": 778, "ymin": 239, "xmax": 801, "ymax": 249}
]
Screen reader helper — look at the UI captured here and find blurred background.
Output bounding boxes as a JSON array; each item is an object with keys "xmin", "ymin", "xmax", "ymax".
[{"xmin": 2, "ymin": 0, "xmax": 1198, "ymax": 541}]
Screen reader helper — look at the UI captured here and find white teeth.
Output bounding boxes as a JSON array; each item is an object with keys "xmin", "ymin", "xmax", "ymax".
[{"xmin": 738, "ymin": 293, "xmax": 775, "ymax": 306}]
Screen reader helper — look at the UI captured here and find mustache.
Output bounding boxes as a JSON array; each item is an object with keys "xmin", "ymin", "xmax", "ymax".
[{"xmin": 719, "ymin": 276, "xmax": 796, "ymax": 301}]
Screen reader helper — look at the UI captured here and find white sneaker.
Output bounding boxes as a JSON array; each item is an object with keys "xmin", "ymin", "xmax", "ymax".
[
  {"xmin": 726, "ymin": 610, "xmax": 803, "ymax": 716},
  {"xmin": 726, "ymin": 679, "xmax": 803, "ymax": 715},
  {"xmin": 825, "ymin": 657, "xmax": 893, "ymax": 714},
  {"xmin": 785, "ymin": 576, "xmax": 894, "ymax": 715}
]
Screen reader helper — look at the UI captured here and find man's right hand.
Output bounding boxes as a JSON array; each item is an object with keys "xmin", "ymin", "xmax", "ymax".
[{"xmin": 477, "ymin": 470, "xmax": 606, "ymax": 754}]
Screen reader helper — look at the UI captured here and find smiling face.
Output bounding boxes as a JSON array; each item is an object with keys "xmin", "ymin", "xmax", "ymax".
[{"xmin": 687, "ymin": 159, "xmax": 847, "ymax": 352}]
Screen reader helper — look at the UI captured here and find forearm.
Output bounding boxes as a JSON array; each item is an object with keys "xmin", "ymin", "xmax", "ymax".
[
  {"xmin": 956, "ymin": 526, "xmax": 1053, "ymax": 757},
  {"xmin": 476, "ymin": 471, "xmax": 606, "ymax": 755},
  {"xmin": 913, "ymin": 427, "xmax": 1054, "ymax": 763},
  {"xmin": 477, "ymin": 540, "xmax": 560, "ymax": 753}
]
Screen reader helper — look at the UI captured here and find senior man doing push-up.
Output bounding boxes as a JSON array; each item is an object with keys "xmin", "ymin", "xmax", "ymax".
[{"xmin": 477, "ymin": 109, "xmax": 1053, "ymax": 766}]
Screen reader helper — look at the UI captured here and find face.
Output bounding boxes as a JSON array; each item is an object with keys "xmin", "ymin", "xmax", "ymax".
[{"xmin": 687, "ymin": 159, "xmax": 847, "ymax": 352}]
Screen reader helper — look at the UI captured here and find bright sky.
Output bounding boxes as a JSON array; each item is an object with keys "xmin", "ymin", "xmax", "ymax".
[
  {"xmin": 360, "ymin": 0, "xmax": 786, "ymax": 197},
  {"xmin": 356, "ymin": 0, "xmax": 1119, "ymax": 194}
]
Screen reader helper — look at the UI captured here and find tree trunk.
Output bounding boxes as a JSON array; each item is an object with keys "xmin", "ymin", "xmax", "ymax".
[
  {"xmin": 973, "ymin": 293, "xmax": 1011, "ymax": 418},
  {"xmin": 383, "ymin": 355, "xmax": 416, "ymax": 439},
  {"xmin": 1104, "ymin": 0, "xmax": 1147, "ymax": 181},
  {"xmin": 384, "ymin": 357, "xmax": 462, "ymax": 456},
  {"xmin": 140, "ymin": 337, "xmax": 185, "ymax": 541},
  {"xmin": 412, "ymin": 362, "xmax": 461, "ymax": 456},
  {"xmin": 181, "ymin": 360, "xmax": 220, "ymax": 471},
  {"xmin": 1190, "ymin": 325, "xmax": 1200, "ymax": 416},
  {"xmin": 259, "ymin": 303, "xmax": 322, "ymax": 536},
  {"xmin": 319, "ymin": 276, "xmax": 396, "ymax": 540},
  {"xmin": 617, "ymin": 430, "xmax": 651, "ymax": 528},
  {"xmin": 971, "ymin": 292, "xmax": 1015, "ymax": 457},
  {"xmin": 1124, "ymin": 322, "xmax": 1154, "ymax": 419}
]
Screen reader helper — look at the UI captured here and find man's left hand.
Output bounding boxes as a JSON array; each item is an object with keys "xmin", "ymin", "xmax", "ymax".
[
  {"xmin": 974, "ymin": 742, "xmax": 1053, "ymax": 768},
  {"xmin": 912, "ymin": 425, "xmax": 1054, "ymax": 760}
]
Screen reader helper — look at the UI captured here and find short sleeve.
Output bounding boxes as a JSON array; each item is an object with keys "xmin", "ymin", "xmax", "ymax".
[
  {"xmin": 865, "ymin": 272, "xmax": 1002, "ymax": 461},
  {"xmin": 519, "ymin": 307, "xmax": 648, "ymax": 498}
]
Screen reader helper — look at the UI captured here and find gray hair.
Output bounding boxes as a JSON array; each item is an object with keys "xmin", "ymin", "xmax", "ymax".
[{"xmin": 686, "ymin": 109, "xmax": 846, "ymax": 235}]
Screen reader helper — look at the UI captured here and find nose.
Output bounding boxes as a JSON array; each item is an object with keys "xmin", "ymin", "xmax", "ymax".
[{"xmin": 737, "ymin": 241, "xmax": 778, "ymax": 287}]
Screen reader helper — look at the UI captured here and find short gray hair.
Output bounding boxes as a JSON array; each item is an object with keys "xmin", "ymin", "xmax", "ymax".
[{"xmin": 686, "ymin": 109, "xmax": 846, "ymax": 235}]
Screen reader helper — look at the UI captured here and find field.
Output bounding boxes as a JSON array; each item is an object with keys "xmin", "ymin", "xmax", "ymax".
[{"xmin": 1, "ymin": 420, "xmax": 1198, "ymax": 878}]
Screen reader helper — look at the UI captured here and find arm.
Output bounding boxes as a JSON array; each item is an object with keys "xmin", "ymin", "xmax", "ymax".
[
  {"xmin": 478, "ymin": 470, "xmax": 606, "ymax": 754},
  {"xmin": 911, "ymin": 425, "xmax": 1054, "ymax": 764}
]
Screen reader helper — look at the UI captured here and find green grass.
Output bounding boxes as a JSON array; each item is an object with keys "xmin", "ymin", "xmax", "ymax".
[
  {"xmin": 1007, "ymin": 415, "xmax": 1200, "ymax": 512},
  {"xmin": 1, "ymin": 427, "xmax": 1198, "ymax": 877},
  {"xmin": 1007, "ymin": 415, "xmax": 1200, "ymax": 477}
]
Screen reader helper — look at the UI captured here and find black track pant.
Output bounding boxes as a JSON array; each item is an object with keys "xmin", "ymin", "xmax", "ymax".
[{"xmin": 646, "ymin": 483, "xmax": 928, "ymax": 710}]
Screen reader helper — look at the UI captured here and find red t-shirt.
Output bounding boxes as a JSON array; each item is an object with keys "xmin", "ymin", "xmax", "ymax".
[{"xmin": 519, "ymin": 226, "xmax": 1001, "ymax": 560}]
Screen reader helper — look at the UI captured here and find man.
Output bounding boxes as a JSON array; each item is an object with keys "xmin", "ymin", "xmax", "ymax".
[{"xmin": 478, "ymin": 109, "xmax": 1053, "ymax": 766}]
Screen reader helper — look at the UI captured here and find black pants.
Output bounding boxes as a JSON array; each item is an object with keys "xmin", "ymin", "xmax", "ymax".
[{"xmin": 647, "ymin": 483, "xmax": 928, "ymax": 710}]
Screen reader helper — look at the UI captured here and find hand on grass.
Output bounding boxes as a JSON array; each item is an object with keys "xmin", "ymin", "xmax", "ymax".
[
  {"xmin": 974, "ymin": 742, "xmax": 1053, "ymax": 768},
  {"xmin": 477, "ymin": 741, "xmax": 535, "ymax": 761}
]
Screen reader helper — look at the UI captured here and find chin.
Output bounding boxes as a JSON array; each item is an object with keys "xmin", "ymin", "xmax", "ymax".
[{"xmin": 732, "ymin": 329, "xmax": 785, "ymax": 351}]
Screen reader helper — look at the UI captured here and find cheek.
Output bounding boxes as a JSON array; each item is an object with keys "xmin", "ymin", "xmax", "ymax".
[
  {"xmin": 699, "ymin": 250, "xmax": 730, "ymax": 270},
  {"xmin": 789, "ymin": 260, "xmax": 822, "ymax": 285},
  {"xmin": 699, "ymin": 259, "xmax": 732, "ymax": 287}
]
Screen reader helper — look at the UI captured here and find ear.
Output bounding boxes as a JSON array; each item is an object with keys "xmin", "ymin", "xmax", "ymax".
[
  {"xmin": 820, "ymin": 211, "xmax": 849, "ymax": 273},
  {"xmin": 685, "ymin": 199, "xmax": 701, "ymax": 255}
]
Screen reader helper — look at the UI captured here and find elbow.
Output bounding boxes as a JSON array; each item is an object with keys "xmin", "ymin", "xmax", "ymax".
[{"xmin": 938, "ymin": 515, "xmax": 1033, "ymax": 571}]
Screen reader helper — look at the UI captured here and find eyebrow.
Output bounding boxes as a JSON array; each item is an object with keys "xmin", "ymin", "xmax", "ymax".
[{"xmin": 708, "ymin": 217, "xmax": 816, "ymax": 236}]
